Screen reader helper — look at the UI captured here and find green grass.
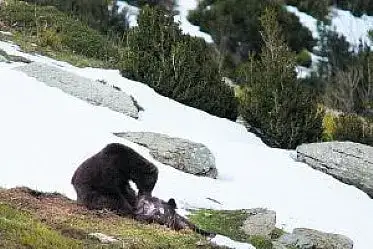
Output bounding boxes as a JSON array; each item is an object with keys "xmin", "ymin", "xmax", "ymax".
[
  {"xmin": 0, "ymin": 0, "xmax": 120, "ymax": 68},
  {"xmin": 0, "ymin": 204, "xmax": 82, "ymax": 249},
  {"xmin": 0, "ymin": 201, "xmax": 219, "ymax": 249},
  {"xmin": 3, "ymin": 27, "xmax": 112, "ymax": 68},
  {"xmin": 188, "ymin": 209, "xmax": 275, "ymax": 249},
  {"xmin": 71, "ymin": 216, "xmax": 214, "ymax": 249}
]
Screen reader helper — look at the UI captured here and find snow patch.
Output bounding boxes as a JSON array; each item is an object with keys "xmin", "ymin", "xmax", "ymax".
[
  {"xmin": 211, "ymin": 235, "xmax": 256, "ymax": 249},
  {"xmin": 116, "ymin": 1, "xmax": 139, "ymax": 28},
  {"xmin": 286, "ymin": 5, "xmax": 373, "ymax": 49},
  {"xmin": 173, "ymin": 0, "xmax": 213, "ymax": 43},
  {"xmin": 116, "ymin": 0, "xmax": 213, "ymax": 43}
]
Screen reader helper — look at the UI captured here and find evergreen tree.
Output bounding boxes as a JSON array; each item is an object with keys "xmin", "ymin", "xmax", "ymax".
[
  {"xmin": 188, "ymin": 0, "xmax": 316, "ymax": 70},
  {"xmin": 122, "ymin": 5, "xmax": 181, "ymax": 83},
  {"xmin": 121, "ymin": 6, "xmax": 238, "ymax": 120},
  {"xmin": 239, "ymin": 8, "xmax": 323, "ymax": 149},
  {"xmin": 24, "ymin": 0, "xmax": 112, "ymax": 30}
]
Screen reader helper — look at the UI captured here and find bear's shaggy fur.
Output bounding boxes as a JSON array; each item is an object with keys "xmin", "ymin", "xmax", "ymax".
[
  {"xmin": 135, "ymin": 195, "xmax": 216, "ymax": 237},
  {"xmin": 71, "ymin": 143, "xmax": 158, "ymax": 215}
]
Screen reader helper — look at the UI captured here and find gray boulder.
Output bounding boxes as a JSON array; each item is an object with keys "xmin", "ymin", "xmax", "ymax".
[
  {"xmin": 296, "ymin": 142, "xmax": 373, "ymax": 198},
  {"xmin": 241, "ymin": 208, "xmax": 276, "ymax": 239},
  {"xmin": 14, "ymin": 62, "xmax": 139, "ymax": 118},
  {"xmin": 277, "ymin": 228, "xmax": 353, "ymax": 249},
  {"xmin": 0, "ymin": 49, "xmax": 31, "ymax": 63},
  {"xmin": 114, "ymin": 132, "xmax": 217, "ymax": 178}
]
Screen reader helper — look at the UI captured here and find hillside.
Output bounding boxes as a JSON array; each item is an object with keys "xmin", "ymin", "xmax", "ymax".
[
  {"xmin": 1, "ymin": 0, "xmax": 373, "ymax": 248},
  {"xmin": 0, "ymin": 36, "xmax": 373, "ymax": 248},
  {"xmin": 0, "ymin": 187, "xmax": 223, "ymax": 249}
]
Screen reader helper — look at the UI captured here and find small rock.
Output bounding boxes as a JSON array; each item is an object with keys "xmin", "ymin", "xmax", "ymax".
[
  {"xmin": 241, "ymin": 208, "xmax": 276, "ymax": 239},
  {"xmin": 88, "ymin": 232, "xmax": 119, "ymax": 244},
  {"xmin": 8, "ymin": 55, "xmax": 31, "ymax": 63},
  {"xmin": 0, "ymin": 49, "xmax": 31, "ymax": 63},
  {"xmin": 277, "ymin": 228, "xmax": 353, "ymax": 249}
]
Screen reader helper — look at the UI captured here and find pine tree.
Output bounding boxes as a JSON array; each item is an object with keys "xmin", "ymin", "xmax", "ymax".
[
  {"xmin": 122, "ymin": 5, "xmax": 181, "ymax": 85},
  {"xmin": 121, "ymin": 6, "xmax": 238, "ymax": 120},
  {"xmin": 239, "ymin": 8, "xmax": 323, "ymax": 149}
]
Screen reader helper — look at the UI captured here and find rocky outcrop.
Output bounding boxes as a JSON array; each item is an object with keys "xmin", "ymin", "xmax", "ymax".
[
  {"xmin": 241, "ymin": 208, "xmax": 276, "ymax": 239},
  {"xmin": 114, "ymin": 132, "xmax": 217, "ymax": 178},
  {"xmin": 14, "ymin": 62, "xmax": 139, "ymax": 118},
  {"xmin": 296, "ymin": 142, "xmax": 373, "ymax": 198},
  {"xmin": 277, "ymin": 228, "xmax": 353, "ymax": 249}
]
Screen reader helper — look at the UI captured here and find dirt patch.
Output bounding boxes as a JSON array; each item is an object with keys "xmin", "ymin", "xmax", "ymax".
[{"xmin": 0, "ymin": 187, "xmax": 122, "ymax": 233}]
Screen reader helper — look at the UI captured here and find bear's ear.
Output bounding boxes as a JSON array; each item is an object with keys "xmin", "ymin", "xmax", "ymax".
[{"xmin": 167, "ymin": 198, "xmax": 177, "ymax": 209}]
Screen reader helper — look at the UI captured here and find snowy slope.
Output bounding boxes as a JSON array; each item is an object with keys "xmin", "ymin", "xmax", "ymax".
[
  {"xmin": 116, "ymin": 0, "xmax": 213, "ymax": 43},
  {"xmin": 0, "ymin": 40, "xmax": 373, "ymax": 248},
  {"xmin": 287, "ymin": 5, "xmax": 373, "ymax": 76},
  {"xmin": 286, "ymin": 5, "xmax": 373, "ymax": 49},
  {"xmin": 330, "ymin": 7, "xmax": 373, "ymax": 48}
]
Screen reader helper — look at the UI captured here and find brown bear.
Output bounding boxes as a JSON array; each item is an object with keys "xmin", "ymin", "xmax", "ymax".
[{"xmin": 71, "ymin": 143, "xmax": 158, "ymax": 215}]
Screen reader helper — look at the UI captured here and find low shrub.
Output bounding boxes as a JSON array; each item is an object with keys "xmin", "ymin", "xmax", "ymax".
[
  {"xmin": 238, "ymin": 9, "xmax": 323, "ymax": 149},
  {"xmin": 38, "ymin": 28, "xmax": 62, "ymax": 49},
  {"xmin": 323, "ymin": 112, "xmax": 373, "ymax": 145},
  {"xmin": 322, "ymin": 112, "xmax": 337, "ymax": 141},
  {"xmin": 296, "ymin": 49, "xmax": 312, "ymax": 68},
  {"xmin": 122, "ymin": 6, "xmax": 238, "ymax": 120},
  {"xmin": 334, "ymin": 114, "xmax": 373, "ymax": 146}
]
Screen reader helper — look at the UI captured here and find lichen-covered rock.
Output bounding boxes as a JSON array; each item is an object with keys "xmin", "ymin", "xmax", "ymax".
[
  {"xmin": 241, "ymin": 208, "xmax": 276, "ymax": 239},
  {"xmin": 277, "ymin": 228, "xmax": 353, "ymax": 249},
  {"xmin": 296, "ymin": 141, "xmax": 373, "ymax": 198},
  {"xmin": 114, "ymin": 132, "xmax": 217, "ymax": 178},
  {"xmin": 15, "ymin": 62, "xmax": 139, "ymax": 118}
]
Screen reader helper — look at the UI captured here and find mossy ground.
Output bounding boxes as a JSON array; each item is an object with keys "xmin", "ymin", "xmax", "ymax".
[
  {"xmin": 188, "ymin": 209, "xmax": 286, "ymax": 249},
  {"xmin": 0, "ymin": 28, "xmax": 110, "ymax": 69},
  {"xmin": 0, "ymin": 187, "xmax": 219, "ymax": 249},
  {"xmin": 0, "ymin": 0, "xmax": 117, "ymax": 68}
]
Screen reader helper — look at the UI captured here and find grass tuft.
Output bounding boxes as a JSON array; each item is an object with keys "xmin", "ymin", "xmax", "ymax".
[{"xmin": 188, "ymin": 209, "xmax": 274, "ymax": 249}]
